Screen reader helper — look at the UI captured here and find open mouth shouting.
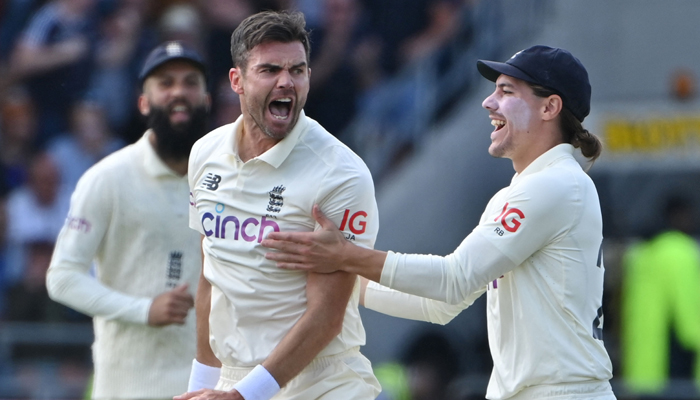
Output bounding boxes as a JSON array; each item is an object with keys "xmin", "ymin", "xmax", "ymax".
[
  {"xmin": 169, "ymin": 102, "xmax": 192, "ymax": 124},
  {"xmin": 269, "ymin": 97, "xmax": 293, "ymax": 120}
]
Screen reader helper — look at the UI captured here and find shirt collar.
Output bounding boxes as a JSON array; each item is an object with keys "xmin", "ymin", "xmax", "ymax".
[
  {"xmin": 140, "ymin": 130, "xmax": 183, "ymax": 178},
  {"xmin": 512, "ymin": 143, "xmax": 576, "ymax": 182},
  {"xmin": 227, "ymin": 111, "xmax": 309, "ymax": 169}
]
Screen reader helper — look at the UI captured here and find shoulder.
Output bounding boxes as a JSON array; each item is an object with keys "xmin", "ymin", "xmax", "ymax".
[
  {"xmin": 191, "ymin": 124, "xmax": 231, "ymax": 164},
  {"xmin": 76, "ymin": 141, "xmax": 138, "ymax": 188},
  {"xmin": 519, "ymin": 157, "xmax": 594, "ymax": 205},
  {"xmin": 298, "ymin": 117, "xmax": 371, "ymax": 178}
]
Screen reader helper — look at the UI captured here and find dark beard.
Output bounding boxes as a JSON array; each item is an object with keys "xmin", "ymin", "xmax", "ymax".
[{"xmin": 147, "ymin": 104, "xmax": 209, "ymax": 160}]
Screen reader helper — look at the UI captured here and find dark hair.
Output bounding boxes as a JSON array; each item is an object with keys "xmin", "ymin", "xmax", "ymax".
[
  {"xmin": 230, "ymin": 11, "xmax": 311, "ymax": 72},
  {"xmin": 528, "ymin": 83, "xmax": 602, "ymax": 161}
]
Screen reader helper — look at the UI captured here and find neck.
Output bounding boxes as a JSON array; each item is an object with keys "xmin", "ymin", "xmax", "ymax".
[
  {"xmin": 512, "ymin": 129, "xmax": 563, "ymax": 174},
  {"xmin": 237, "ymin": 119, "xmax": 280, "ymax": 163},
  {"xmin": 160, "ymin": 157, "xmax": 188, "ymax": 176}
]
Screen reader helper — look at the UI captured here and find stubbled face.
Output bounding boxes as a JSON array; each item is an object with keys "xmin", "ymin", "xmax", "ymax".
[
  {"xmin": 481, "ymin": 74, "xmax": 542, "ymax": 161},
  {"xmin": 231, "ymin": 41, "xmax": 310, "ymax": 141}
]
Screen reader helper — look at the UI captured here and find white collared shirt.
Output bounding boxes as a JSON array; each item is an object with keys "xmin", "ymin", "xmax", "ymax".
[
  {"xmin": 380, "ymin": 144, "xmax": 613, "ymax": 399},
  {"xmin": 188, "ymin": 113, "xmax": 379, "ymax": 367},
  {"xmin": 47, "ymin": 131, "xmax": 202, "ymax": 398}
]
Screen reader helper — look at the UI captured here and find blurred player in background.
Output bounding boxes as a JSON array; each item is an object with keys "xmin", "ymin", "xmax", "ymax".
[
  {"xmin": 178, "ymin": 10, "xmax": 381, "ymax": 400},
  {"xmin": 263, "ymin": 45, "xmax": 616, "ymax": 400},
  {"xmin": 46, "ymin": 41, "xmax": 210, "ymax": 399}
]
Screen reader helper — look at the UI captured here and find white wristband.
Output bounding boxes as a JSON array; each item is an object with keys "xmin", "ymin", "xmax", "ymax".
[
  {"xmin": 187, "ymin": 359, "xmax": 221, "ymax": 392},
  {"xmin": 233, "ymin": 364, "xmax": 281, "ymax": 400}
]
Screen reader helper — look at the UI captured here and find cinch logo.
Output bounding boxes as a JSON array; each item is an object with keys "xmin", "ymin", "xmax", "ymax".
[
  {"xmin": 339, "ymin": 209, "xmax": 367, "ymax": 234},
  {"xmin": 494, "ymin": 202, "xmax": 524, "ymax": 233},
  {"xmin": 202, "ymin": 173, "xmax": 221, "ymax": 191},
  {"xmin": 202, "ymin": 203, "xmax": 279, "ymax": 243},
  {"xmin": 66, "ymin": 216, "xmax": 91, "ymax": 233}
]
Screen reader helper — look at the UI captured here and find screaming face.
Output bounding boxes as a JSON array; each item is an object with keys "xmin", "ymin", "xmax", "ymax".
[{"xmin": 232, "ymin": 41, "xmax": 310, "ymax": 141}]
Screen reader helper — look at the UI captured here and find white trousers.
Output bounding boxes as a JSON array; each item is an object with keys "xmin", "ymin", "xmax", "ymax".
[
  {"xmin": 217, "ymin": 347, "xmax": 381, "ymax": 400},
  {"xmin": 505, "ymin": 380, "xmax": 616, "ymax": 400}
]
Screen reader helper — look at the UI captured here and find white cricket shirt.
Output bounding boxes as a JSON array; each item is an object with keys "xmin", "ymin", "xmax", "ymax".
[
  {"xmin": 376, "ymin": 144, "xmax": 614, "ymax": 399},
  {"xmin": 188, "ymin": 112, "xmax": 378, "ymax": 368},
  {"xmin": 47, "ymin": 131, "xmax": 201, "ymax": 398}
]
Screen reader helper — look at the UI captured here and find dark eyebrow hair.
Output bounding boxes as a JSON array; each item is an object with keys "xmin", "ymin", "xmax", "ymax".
[{"xmin": 255, "ymin": 61, "xmax": 308, "ymax": 70}]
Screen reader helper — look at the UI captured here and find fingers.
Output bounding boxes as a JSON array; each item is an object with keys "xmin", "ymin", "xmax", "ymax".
[
  {"xmin": 261, "ymin": 237, "xmax": 306, "ymax": 254},
  {"xmin": 171, "ymin": 284, "xmax": 195, "ymax": 308},
  {"xmin": 312, "ymin": 204, "xmax": 337, "ymax": 230},
  {"xmin": 264, "ymin": 247, "xmax": 307, "ymax": 263},
  {"xmin": 149, "ymin": 289, "xmax": 194, "ymax": 326},
  {"xmin": 275, "ymin": 262, "xmax": 313, "ymax": 271},
  {"xmin": 263, "ymin": 230, "xmax": 313, "ymax": 243}
]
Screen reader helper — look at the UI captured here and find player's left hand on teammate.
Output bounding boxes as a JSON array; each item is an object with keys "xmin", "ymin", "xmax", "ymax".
[
  {"xmin": 261, "ymin": 204, "xmax": 347, "ymax": 274},
  {"xmin": 174, "ymin": 389, "xmax": 244, "ymax": 400}
]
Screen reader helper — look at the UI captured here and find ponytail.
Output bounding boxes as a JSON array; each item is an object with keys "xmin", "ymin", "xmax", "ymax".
[
  {"xmin": 528, "ymin": 83, "xmax": 603, "ymax": 162},
  {"xmin": 559, "ymin": 107, "xmax": 602, "ymax": 161}
]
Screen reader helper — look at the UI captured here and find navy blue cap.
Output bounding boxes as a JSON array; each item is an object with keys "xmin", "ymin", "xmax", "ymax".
[
  {"xmin": 477, "ymin": 45, "xmax": 591, "ymax": 122},
  {"xmin": 138, "ymin": 41, "xmax": 206, "ymax": 84}
]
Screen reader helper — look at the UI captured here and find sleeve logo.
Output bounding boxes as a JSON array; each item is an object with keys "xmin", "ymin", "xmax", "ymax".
[
  {"xmin": 339, "ymin": 209, "xmax": 367, "ymax": 235},
  {"xmin": 494, "ymin": 202, "xmax": 524, "ymax": 233},
  {"xmin": 202, "ymin": 173, "xmax": 222, "ymax": 191}
]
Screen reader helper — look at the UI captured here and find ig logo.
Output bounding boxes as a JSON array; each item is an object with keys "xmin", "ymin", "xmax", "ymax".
[{"xmin": 494, "ymin": 202, "xmax": 524, "ymax": 234}]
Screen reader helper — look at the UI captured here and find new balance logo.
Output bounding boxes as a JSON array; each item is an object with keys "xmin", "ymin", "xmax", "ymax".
[{"xmin": 202, "ymin": 173, "xmax": 222, "ymax": 191}]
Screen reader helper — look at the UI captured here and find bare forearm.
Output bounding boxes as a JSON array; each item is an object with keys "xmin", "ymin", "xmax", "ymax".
[
  {"xmin": 263, "ymin": 271, "xmax": 354, "ymax": 387},
  {"xmin": 262, "ymin": 308, "xmax": 339, "ymax": 386},
  {"xmin": 196, "ymin": 243, "xmax": 220, "ymax": 367},
  {"xmin": 339, "ymin": 241, "xmax": 387, "ymax": 283}
]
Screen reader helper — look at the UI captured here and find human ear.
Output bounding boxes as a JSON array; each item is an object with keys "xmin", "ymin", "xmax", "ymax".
[
  {"xmin": 137, "ymin": 93, "xmax": 150, "ymax": 116},
  {"xmin": 229, "ymin": 68, "xmax": 244, "ymax": 95},
  {"xmin": 542, "ymin": 94, "xmax": 563, "ymax": 121}
]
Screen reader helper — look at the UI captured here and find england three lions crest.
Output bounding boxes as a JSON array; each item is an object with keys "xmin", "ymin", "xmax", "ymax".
[{"xmin": 267, "ymin": 185, "xmax": 285, "ymax": 213}]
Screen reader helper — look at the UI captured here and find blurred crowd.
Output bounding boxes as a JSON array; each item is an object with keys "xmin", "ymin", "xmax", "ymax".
[{"xmin": 0, "ymin": 0, "xmax": 476, "ymax": 324}]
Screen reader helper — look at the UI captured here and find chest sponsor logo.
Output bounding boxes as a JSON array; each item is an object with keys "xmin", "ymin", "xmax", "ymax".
[
  {"xmin": 267, "ymin": 185, "xmax": 285, "ymax": 213},
  {"xmin": 493, "ymin": 202, "xmax": 524, "ymax": 235},
  {"xmin": 202, "ymin": 173, "xmax": 222, "ymax": 191},
  {"xmin": 202, "ymin": 203, "xmax": 279, "ymax": 243}
]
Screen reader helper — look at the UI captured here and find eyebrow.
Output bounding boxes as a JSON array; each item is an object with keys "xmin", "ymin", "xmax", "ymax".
[
  {"xmin": 256, "ymin": 61, "xmax": 308, "ymax": 70},
  {"xmin": 497, "ymin": 82, "xmax": 515, "ymax": 90}
]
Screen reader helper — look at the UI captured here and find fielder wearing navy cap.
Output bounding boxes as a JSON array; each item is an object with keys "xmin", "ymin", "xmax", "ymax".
[
  {"xmin": 477, "ymin": 45, "xmax": 591, "ymax": 122},
  {"xmin": 139, "ymin": 41, "xmax": 207, "ymax": 85}
]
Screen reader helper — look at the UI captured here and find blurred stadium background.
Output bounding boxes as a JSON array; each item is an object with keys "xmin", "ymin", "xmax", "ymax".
[{"xmin": 2, "ymin": 0, "xmax": 700, "ymax": 398}]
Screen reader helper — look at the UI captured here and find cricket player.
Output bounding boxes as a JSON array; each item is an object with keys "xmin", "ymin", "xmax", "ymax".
[
  {"xmin": 46, "ymin": 41, "xmax": 210, "ymax": 399},
  {"xmin": 263, "ymin": 45, "xmax": 617, "ymax": 400},
  {"xmin": 178, "ymin": 11, "xmax": 381, "ymax": 400}
]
